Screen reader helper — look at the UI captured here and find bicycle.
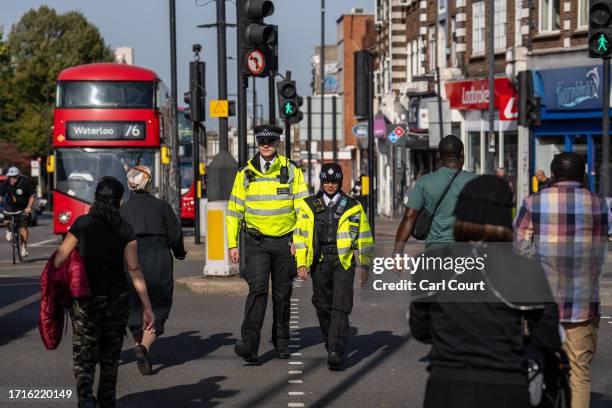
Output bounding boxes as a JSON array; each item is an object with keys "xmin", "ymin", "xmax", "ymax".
[{"xmin": 3, "ymin": 210, "xmax": 24, "ymax": 264}]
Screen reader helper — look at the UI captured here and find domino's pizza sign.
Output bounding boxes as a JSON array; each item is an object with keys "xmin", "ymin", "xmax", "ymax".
[{"xmin": 387, "ymin": 126, "xmax": 405, "ymax": 144}]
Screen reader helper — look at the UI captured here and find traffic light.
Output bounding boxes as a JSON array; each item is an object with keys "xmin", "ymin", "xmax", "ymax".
[
  {"xmin": 589, "ymin": 0, "xmax": 612, "ymax": 58},
  {"xmin": 277, "ymin": 74, "xmax": 304, "ymax": 125},
  {"xmin": 242, "ymin": 0, "xmax": 277, "ymax": 77},
  {"xmin": 186, "ymin": 61, "xmax": 205, "ymax": 123},
  {"xmin": 518, "ymin": 70, "xmax": 541, "ymax": 127}
]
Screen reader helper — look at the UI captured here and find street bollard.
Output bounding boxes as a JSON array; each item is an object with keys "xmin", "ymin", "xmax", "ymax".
[{"xmin": 203, "ymin": 200, "xmax": 236, "ymax": 276}]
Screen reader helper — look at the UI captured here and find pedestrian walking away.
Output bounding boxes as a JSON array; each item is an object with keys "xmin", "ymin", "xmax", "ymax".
[
  {"xmin": 515, "ymin": 152, "xmax": 609, "ymax": 408},
  {"xmin": 52, "ymin": 177, "xmax": 155, "ymax": 408},
  {"xmin": 120, "ymin": 165, "xmax": 186, "ymax": 376},
  {"xmin": 0, "ymin": 166, "xmax": 36, "ymax": 258},
  {"xmin": 410, "ymin": 175, "xmax": 563, "ymax": 408},
  {"xmin": 293, "ymin": 163, "xmax": 374, "ymax": 370},
  {"xmin": 394, "ymin": 135, "xmax": 477, "ymax": 252},
  {"xmin": 226, "ymin": 124, "xmax": 309, "ymax": 363}
]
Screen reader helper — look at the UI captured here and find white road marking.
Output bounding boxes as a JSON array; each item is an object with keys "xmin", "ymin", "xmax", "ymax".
[
  {"xmin": 0, "ymin": 292, "xmax": 39, "ymax": 318},
  {"xmin": 0, "ymin": 282, "xmax": 38, "ymax": 287},
  {"xmin": 288, "ymin": 392, "xmax": 304, "ymax": 396},
  {"xmin": 289, "ymin": 361, "xmax": 303, "ymax": 365},
  {"xmin": 30, "ymin": 238, "xmax": 60, "ymax": 247},
  {"xmin": 290, "ymin": 325, "xmax": 300, "ymax": 329},
  {"xmin": 289, "ymin": 379, "xmax": 303, "ymax": 384},
  {"xmin": 288, "ymin": 403, "xmax": 304, "ymax": 407},
  {"xmin": 288, "ymin": 370, "xmax": 302, "ymax": 374},
  {"xmin": 291, "ymin": 311, "xmax": 298, "ymax": 314},
  {"xmin": 290, "ymin": 298, "xmax": 300, "ymax": 301},
  {"xmin": 0, "ymin": 265, "xmax": 44, "ymax": 271},
  {"xmin": 291, "ymin": 353, "xmax": 302, "ymax": 356}
]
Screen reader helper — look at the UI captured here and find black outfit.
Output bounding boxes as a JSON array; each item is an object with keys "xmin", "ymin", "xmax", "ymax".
[
  {"xmin": 120, "ymin": 191, "xmax": 186, "ymax": 338},
  {"xmin": 307, "ymin": 192, "xmax": 357, "ymax": 357},
  {"xmin": 68, "ymin": 214, "xmax": 136, "ymax": 408},
  {"xmin": 242, "ymin": 231, "xmax": 295, "ymax": 353},
  {"xmin": 0, "ymin": 176, "xmax": 35, "ymax": 211},
  {"xmin": 409, "ymin": 245, "xmax": 561, "ymax": 408}
]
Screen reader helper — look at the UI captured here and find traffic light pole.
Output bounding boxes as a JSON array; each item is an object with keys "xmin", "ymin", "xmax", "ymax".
[
  {"xmin": 193, "ymin": 122, "xmax": 201, "ymax": 244},
  {"xmin": 366, "ymin": 52, "xmax": 375, "ymax": 237},
  {"xmin": 332, "ymin": 95, "xmax": 337, "ymax": 160},
  {"xmin": 285, "ymin": 118, "xmax": 291, "ymax": 158},
  {"xmin": 307, "ymin": 96, "xmax": 313, "ymax": 190},
  {"xmin": 602, "ymin": 58, "xmax": 610, "ymax": 197},
  {"xmin": 169, "ymin": 0, "xmax": 180, "ymax": 215},
  {"xmin": 217, "ymin": 0, "xmax": 229, "ymax": 152},
  {"xmin": 237, "ymin": 0, "xmax": 248, "ymax": 166},
  {"xmin": 269, "ymin": 75, "xmax": 276, "ymax": 124}
]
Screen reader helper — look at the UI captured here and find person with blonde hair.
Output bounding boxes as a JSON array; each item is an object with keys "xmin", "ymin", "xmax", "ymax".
[{"xmin": 120, "ymin": 165, "xmax": 186, "ymax": 375}]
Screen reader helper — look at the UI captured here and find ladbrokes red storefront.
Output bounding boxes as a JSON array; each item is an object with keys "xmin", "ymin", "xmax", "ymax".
[{"xmin": 445, "ymin": 78, "xmax": 518, "ymax": 178}]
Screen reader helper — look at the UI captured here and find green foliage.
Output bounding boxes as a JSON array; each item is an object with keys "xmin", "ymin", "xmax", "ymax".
[{"xmin": 0, "ymin": 6, "xmax": 114, "ymax": 157}]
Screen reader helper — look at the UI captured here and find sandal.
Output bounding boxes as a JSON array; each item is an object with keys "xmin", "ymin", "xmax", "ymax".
[{"xmin": 133, "ymin": 344, "xmax": 152, "ymax": 375}]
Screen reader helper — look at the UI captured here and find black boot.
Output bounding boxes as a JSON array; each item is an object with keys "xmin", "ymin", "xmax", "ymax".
[
  {"xmin": 327, "ymin": 351, "xmax": 342, "ymax": 371},
  {"xmin": 234, "ymin": 340, "xmax": 258, "ymax": 363}
]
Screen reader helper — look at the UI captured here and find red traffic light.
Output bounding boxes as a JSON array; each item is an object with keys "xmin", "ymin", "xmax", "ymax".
[{"xmin": 245, "ymin": 0, "xmax": 274, "ymax": 19}]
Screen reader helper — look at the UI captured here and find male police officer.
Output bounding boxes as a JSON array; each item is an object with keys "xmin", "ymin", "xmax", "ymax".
[
  {"xmin": 293, "ymin": 163, "xmax": 374, "ymax": 370},
  {"xmin": 226, "ymin": 124, "xmax": 309, "ymax": 363}
]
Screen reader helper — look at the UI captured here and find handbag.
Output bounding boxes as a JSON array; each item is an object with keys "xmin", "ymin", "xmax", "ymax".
[{"xmin": 412, "ymin": 169, "xmax": 461, "ymax": 240}]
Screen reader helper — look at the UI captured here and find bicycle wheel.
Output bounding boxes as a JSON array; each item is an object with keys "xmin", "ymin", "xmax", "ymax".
[
  {"xmin": 15, "ymin": 228, "xmax": 22, "ymax": 263},
  {"xmin": 11, "ymin": 224, "xmax": 17, "ymax": 265}
]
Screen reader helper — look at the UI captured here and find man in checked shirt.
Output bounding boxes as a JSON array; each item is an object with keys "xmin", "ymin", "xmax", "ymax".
[{"xmin": 514, "ymin": 152, "xmax": 609, "ymax": 408}]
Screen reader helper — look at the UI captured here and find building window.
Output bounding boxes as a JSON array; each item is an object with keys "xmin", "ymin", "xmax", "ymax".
[
  {"xmin": 539, "ymin": 0, "xmax": 560, "ymax": 32},
  {"xmin": 412, "ymin": 40, "xmax": 418, "ymax": 77},
  {"xmin": 438, "ymin": 21, "xmax": 447, "ymax": 69},
  {"xmin": 439, "ymin": 0, "xmax": 446, "ymax": 13},
  {"xmin": 494, "ymin": 0, "xmax": 507, "ymax": 50},
  {"xmin": 578, "ymin": 0, "xmax": 588, "ymax": 28},
  {"xmin": 417, "ymin": 39, "xmax": 423, "ymax": 75},
  {"xmin": 472, "ymin": 1, "xmax": 485, "ymax": 56},
  {"xmin": 450, "ymin": 17, "xmax": 458, "ymax": 67}
]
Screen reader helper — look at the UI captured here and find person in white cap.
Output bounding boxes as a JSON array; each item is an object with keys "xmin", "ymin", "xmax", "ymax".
[{"xmin": 0, "ymin": 167, "xmax": 36, "ymax": 257}]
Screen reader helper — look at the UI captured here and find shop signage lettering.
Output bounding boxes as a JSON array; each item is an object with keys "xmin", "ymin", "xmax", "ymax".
[
  {"xmin": 445, "ymin": 78, "xmax": 517, "ymax": 121},
  {"xmin": 538, "ymin": 66, "xmax": 605, "ymax": 111}
]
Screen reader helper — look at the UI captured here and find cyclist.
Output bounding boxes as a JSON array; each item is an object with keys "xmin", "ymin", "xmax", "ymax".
[{"xmin": 0, "ymin": 167, "xmax": 36, "ymax": 257}]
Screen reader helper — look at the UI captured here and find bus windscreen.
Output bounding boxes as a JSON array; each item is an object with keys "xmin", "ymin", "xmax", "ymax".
[{"xmin": 57, "ymin": 81, "xmax": 154, "ymax": 109}]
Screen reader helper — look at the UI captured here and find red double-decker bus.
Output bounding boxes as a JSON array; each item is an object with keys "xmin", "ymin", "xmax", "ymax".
[{"xmin": 52, "ymin": 63, "xmax": 171, "ymax": 234}]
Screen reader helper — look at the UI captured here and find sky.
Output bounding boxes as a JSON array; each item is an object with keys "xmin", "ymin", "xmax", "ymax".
[{"xmin": 1, "ymin": 0, "xmax": 373, "ymax": 127}]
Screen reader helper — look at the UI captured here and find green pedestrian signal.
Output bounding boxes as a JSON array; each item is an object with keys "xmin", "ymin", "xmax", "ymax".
[
  {"xmin": 598, "ymin": 34, "xmax": 609, "ymax": 52},
  {"xmin": 284, "ymin": 101, "xmax": 296, "ymax": 116}
]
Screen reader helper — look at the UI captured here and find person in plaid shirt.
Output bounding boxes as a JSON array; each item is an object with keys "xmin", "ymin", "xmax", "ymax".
[{"xmin": 514, "ymin": 152, "xmax": 608, "ymax": 408}]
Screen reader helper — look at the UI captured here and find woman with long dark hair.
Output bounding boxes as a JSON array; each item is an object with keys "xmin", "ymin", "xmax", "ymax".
[
  {"xmin": 54, "ymin": 176, "xmax": 154, "ymax": 408},
  {"xmin": 120, "ymin": 165, "xmax": 186, "ymax": 375},
  {"xmin": 409, "ymin": 176, "xmax": 563, "ymax": 408}
]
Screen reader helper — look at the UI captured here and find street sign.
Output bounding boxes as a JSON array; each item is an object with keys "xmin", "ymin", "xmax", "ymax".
[
  {"xmin": 246, "ymin": 49, "xmax": 266, "ymax": 76},
  {"xmin": 31, "ymin": 160, "xmax": 40, "ymax": 177},
  {"xmin": 210, "ymin": 100, "xmax": 229, "ymax": 118},
  {"xmin": 387, "ymin": 129, "xmax": 403, "ymax": 144},
  {"xmin": 393, "ymin": 126, "xmax": 405, "ymax": 138},
  {"xmin": 352, "ymin": 122, "xmax": 368, "ymax": 137}
]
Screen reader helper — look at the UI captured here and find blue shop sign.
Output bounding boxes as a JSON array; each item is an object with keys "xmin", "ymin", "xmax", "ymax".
[{"xmin": 537, "ymin": 66, "xmax": 602, "ymax": 111}]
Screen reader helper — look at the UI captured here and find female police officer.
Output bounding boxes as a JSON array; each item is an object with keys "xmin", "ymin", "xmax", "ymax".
[
  {"xmin": 293, "ymin": 163, "xmax": 373, "ymax": 370},
  {"xmin": 226, "ymin": 124, "xmax": 309, "ymax": 363}
]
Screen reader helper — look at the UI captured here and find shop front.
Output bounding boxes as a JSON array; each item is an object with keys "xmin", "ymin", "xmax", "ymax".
[
  {"xmin": 445, "ymin": 77, "xmax": 519, "ymax": 179},
  {"xmin": 533, "ymin": 65, "xmax": 610, "ymax": 192}
]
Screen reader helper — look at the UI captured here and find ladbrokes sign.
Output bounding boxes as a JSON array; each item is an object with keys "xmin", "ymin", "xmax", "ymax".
[{"xmin": 445, "ymin": 77, "xmax": 517, "ymax": 121}]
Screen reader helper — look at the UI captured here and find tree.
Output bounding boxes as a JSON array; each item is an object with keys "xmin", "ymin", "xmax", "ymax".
[{"xmin": 2, "ymin": 6, "xmax": 114, "ymax": 157}]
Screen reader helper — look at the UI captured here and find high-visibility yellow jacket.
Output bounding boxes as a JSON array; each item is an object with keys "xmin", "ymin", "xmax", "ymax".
[
  {"xmin": 226, "ymin": 153, "xmax": 309, "ymax": 248},
  {"xmin": 293, "ymin": 193, "xmax": 374, "ymax": 270}
]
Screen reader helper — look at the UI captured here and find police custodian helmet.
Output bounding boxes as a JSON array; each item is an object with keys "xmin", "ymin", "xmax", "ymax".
[{"xmin": 320, "ymin": 163, "xmax": 343, "ymax": 182}]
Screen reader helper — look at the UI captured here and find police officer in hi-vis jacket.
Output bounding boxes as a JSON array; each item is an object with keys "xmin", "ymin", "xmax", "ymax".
[
  {"xmin": 293, "ymin": 163, "xmax": 374, "ymax": 370},
  {"xmin": 226, "ymin": 124, "xmax": 309, "ymax": 363}
]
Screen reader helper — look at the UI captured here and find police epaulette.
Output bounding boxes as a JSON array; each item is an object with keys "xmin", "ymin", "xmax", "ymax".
[
  {"xmin": 244, "ymin": 169, "xmax": 256, "ymax": 183},
  {"xmin": 288, "ymin": 159, "xmax": 300, "ymax": 168}
]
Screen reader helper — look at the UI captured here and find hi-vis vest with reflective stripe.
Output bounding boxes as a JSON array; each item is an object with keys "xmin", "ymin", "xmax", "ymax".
[
  {"xmin": 293, "ymin": 194, "xmax": 374, "ymax": 271},
  {"xmin": 226, "ymin": 154, "xmax": 309, "ymax": 248}
]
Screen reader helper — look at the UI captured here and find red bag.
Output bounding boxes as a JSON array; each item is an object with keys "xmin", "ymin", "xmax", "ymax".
[{"xmin": 39, "ymin": 250, "xmax": 90, "ymax": 350}]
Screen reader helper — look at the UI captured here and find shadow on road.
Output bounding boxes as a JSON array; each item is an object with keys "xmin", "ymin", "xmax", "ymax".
[
  {"xmin": 120, "ymin": 331, "xmax": 234, "ymax": 375},
  {"xmin": 0, "ymin": 278, "xmax": 40, "ymax": 347},
  {"xmin": 116, "ymin": 376, "xmax": 238, "ymax": 407},
  {"xmin": 592, "ymin": 392, "xmax": 612, "ymax": 408}
]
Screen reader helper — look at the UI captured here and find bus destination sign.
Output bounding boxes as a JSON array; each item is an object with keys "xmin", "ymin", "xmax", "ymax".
[{"xmin": 66, "ymin": 121, "xmax": 146, "ymax": 140}]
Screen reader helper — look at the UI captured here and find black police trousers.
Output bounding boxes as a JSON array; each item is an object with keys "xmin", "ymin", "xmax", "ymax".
[
  {"xmin": 241, "ymin": 234, "xmax": 295, "ymax": 353},
  {"xmin": 311, "ymin": 254, "xmax": 355, "ymax": 356}
]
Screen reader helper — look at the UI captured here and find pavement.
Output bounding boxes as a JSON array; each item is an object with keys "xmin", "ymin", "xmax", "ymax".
[{"xmin": 0, "ymin": 214, "xmax": 611, "ymax": 407}]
